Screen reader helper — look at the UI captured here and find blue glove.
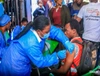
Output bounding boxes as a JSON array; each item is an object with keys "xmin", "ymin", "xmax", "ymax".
[
  {"xmin": 57, "ymin": 50, "xmax": 66, "ymax": 60},
  {"xmin": 64, "ymin": 41, "xmax": 75, "ymax": 54}
]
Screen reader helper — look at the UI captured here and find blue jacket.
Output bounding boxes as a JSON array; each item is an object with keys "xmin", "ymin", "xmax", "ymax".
[
  {"xmin": 0, "ymin": 32, "xmax": 6, "ymax": 59},
  {"xmin": 0, "ymin": 26, "xmax": 74, "ymax": 76}
]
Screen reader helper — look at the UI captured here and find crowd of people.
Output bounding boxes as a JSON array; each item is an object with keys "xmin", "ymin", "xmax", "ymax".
[{"xmin": 0, "ymin": 0, "xmax": 100, "ymax": 76}]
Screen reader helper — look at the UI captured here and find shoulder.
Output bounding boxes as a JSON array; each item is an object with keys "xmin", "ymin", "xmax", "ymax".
[{"xmin": 17, "ymin": 30, "xmax": 39, "ymax": 48}]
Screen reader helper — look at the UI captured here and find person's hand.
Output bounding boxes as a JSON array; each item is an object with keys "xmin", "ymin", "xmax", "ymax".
[
  {"xmin": 64, "ymin": 41, "xmax": 75, "ymax": 54},
  {"xmin": 57, "ymin": 50, "xmax": 67, "ymax": 60}
]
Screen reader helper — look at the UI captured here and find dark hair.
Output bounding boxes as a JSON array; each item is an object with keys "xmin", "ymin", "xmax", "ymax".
[
  {"xmin": 14, "ymin": 15, "xmax": 50, "ymax": 40},
  {"xmin": 33, "ymin": 15, "xmax": 50, "ymax": 31},
  {"xmin": 21, "ymin": 17, "xmax": 28, "ymax": 23},
  {"xmin": 69, "ymin": 19, "xmax": 80, "ymax": 35}
]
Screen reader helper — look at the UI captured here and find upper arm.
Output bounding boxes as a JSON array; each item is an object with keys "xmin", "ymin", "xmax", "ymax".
[
  {"xmin": 60, "ymin": 50, "xmax": 75, "ymax": 73},
  {"xmin": 76, "ymin": 6, "xmax": 85, "ymax": 22},
  {"xmin": 76, "ymin": 16, "xmax": 82, "ymax": 22}
]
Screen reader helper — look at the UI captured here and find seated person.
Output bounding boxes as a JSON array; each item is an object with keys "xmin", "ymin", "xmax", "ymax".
[
  {"xmin": 51, "ymin": 19, "xmax": 83, "ymax": 76},
  {"xmin": 11, "ymin": 17, "xmax": 28, "ymax": 40}
]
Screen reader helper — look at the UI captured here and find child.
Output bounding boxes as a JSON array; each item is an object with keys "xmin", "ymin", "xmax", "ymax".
[{"xmin": 33, "ymin": 0, "xmax": 45, "ymax": 19}]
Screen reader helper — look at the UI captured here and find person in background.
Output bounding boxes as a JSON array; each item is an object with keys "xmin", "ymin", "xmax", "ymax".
[
  {"xmin": 33, "ymin": 0, "xmax": 45, "ymax": 19},
  {"xmin": 0, "ymin": 16, "xmax": 74, "ymax": 76},
  {"xmin": 68, "ymin": 0, "xmax": 88, "ymax": 18},
  {"xmin": 76, "ymin": 0, "xmax": 99, "ymax": 65},
  {"xmin": 20, "ymin": 17, "xmax": 28, "ymax": 30},
  {"xmin": 0, "ymin": 2, "xmax": 4, "ymax": 17},
  {"xmin": 49, "ymin": 0, "xmax": 71, "ymax": 29},
  {"xmin": 11, "ymin": 17, "xmax": 28, "ymax": 40},
  {"xmin": 0, "ymin": 14, "xmax": 11, "ymax": 59},
  {"xmin": 51, "ymin": 19, "xmax": 83, "ymax": 76}
]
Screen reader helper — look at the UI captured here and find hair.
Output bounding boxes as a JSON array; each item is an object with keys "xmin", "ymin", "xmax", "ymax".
[
  {"xmin": 21, "ymin": 17, "xmax": 28, "ymax": 23},
  {"xmin": 89, "ymin": 0, "xmax": 98, "ymax": 2},
  {"xmin": 14, "ymin": 15, "xmax": 50, "ymax": 40},
  {"xmin": 33, "ymin": 15, "xmax": 50, "ymax": 31},
  {"xmin": 69, "ymin": 19, "xmax": 80, "ymax": 35}
]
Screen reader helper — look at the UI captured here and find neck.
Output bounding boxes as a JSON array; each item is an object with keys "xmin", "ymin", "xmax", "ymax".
[
  {"xmin": 55, "ymin": 4, "xmax": 62, "ymax": 8},
  {"xmin": 72, "ymin": 33, "xmax": 79, "ymax": 39}
]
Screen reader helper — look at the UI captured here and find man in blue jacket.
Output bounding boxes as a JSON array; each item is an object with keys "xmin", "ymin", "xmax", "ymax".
[{"xmin": 0, "ymin": 16, "xmax": 74, "ymax": 76}]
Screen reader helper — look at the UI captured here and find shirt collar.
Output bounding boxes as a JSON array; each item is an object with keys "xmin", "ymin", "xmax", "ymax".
[{"xmin": 31, "ymin": 29, "xmax": 42, "ymax": 42}]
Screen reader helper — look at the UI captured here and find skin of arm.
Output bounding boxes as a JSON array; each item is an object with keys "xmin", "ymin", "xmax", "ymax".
[
  {"xmin": 76, "ymin": 16, "xmax": 82, "ymax": 22},
  {"xmin": 51, "ymin": 50, "xmax": 75, "ymax": 75}
]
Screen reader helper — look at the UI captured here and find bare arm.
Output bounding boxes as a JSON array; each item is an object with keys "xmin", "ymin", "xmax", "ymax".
[
  {"xmin": 75, "ymin": 16, "xmax": 82, "ymax": 23},
  {"xmin": 51, "ymin": 50, "xmax": 75, "ymax": 75}
]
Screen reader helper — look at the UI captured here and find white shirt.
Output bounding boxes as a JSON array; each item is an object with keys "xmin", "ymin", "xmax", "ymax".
[{"xmin": 77, "ymin": 2, "xmax": 100, "ymax": 42}]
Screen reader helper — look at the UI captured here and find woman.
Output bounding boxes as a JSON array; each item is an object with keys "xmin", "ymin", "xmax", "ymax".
[
  {"xmin": 49, "ymin": 0, "xmax": 71, "ymax": 29},
  {"xmin": 0, "ymin": 16, "xmax": 74, "ymax": 76}
]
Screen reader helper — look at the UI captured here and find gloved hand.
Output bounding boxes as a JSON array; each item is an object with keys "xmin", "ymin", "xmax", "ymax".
[
  {"xmin": 57, "ymin": 50, "xmax": 67, "ymax": 60},
  {"xmin": 64, "ymin": 41, "xmax": 75, "ymax": 54}
]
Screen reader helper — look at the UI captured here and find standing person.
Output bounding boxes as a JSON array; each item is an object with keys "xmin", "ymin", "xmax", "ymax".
[
  {"xmin": 76, "ymin": 0, "xmax": 100, "ymax": 65},
  {"xmin": 0, "ymin": 14, "xmax": 11, "ymax": 58},
  {"xmin": 49, "ymin": 0, "xmax": 71, "ymax": 29},
  {"xmin": 68, "ymin": 0, "xmax": 88, "ymax": 18},
  {"xmin": 0, "ymin": 16, "xmax": 74, "ymax": 76},
  {"xmin": 33, "ymin": 0, "xmax": 45, "ymax": 19},
  {"xmin": 51, "ymin": 19, "xmax": 83, "ymax": 76}
]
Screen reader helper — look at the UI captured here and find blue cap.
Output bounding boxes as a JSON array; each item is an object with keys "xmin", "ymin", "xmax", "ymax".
[
  {"xmin": 0, "ymin": 2, "xmax": 4, "ymax": 17},
  {"xmin": 0, "ymin": 14, "xmax": 11, "ymax": 26}
]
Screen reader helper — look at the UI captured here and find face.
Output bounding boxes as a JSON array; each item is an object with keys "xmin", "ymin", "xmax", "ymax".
[
  {"xmin": 76, "ymin": 0, "xmax": 83, "ymax": 5},
  {"xmin": 73, "ymin": 0, "xmax": 77, "ymax": 3},
  {"xmin": 6, "ymin": 22, "xmax": 11, "ymax": 31},
  {"xmin": 38, "ymin": 24, "xmax": 51, "ymax": 38},
  {"xmin": 42, "ymin": 0, "xmax": 48, "ymax": 5},
  {"xmin": 55, "ymin": 0, "xmax": 62, "ymax": 6},
  {"xmin": 21, "ymin": 21, "xmax": 28, "ymax": 26},
  {"xmin": 38, "ymin": 1, "xmax": 43, "ymax": 7},
  {"xmin": 64, "ymin": 23, "xmax": 75, "ymax": 39}
]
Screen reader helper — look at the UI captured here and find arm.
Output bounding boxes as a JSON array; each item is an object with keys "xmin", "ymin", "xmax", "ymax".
[
  {"xmin": 0, "ymin": 33, "xmax": 7, "ymax": 58},
  {"xmin": 33, "ymin": 8, "xmax": 38, "ymax": 17},
  {"xmin": 76, "ymin": 16, "xmax": 82, "ymax": 22},
  {"xmin": 75, "ymin": 6, "xmax": 85, "ymax": 22},
  {"xmin": 49, "ymin": 25, "xmax": 74, "ymax": 54},
  {"xmin": 26, "ymin": 44, "xmax": 59, "ymax": 68},
  {"xmin": 51, "ymin": 50, "xmax": 75, "ymax": 74}
]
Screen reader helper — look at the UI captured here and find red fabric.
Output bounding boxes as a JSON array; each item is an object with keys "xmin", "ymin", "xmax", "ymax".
[
  {"xmin": 62, "ymin": 37, "xmax": 83, "ymax": 76},
  {"xmin": 52, "ymin": 8, "xmax": 61, "ymax": 27}
]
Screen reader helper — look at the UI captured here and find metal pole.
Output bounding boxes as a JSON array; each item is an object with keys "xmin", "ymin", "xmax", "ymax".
[{"xmin": 15, "ymin": 0, "xmax": 19, "ymax": 25}]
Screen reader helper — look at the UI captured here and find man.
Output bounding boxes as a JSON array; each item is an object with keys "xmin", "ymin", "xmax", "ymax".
[
  {"xmin": 51, "ymin": 19, "xmax": 83, "ymax": 76},
  {"xmin": 76, "ymin": 0, "xmax": 100, "ymax": 64}
]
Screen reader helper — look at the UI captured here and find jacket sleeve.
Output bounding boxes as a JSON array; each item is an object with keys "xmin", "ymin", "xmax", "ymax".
[
  {"xmin": 26, "ymin": 45, "xmax": 59, "ymax": 68},
  {"xmin": 49, "ymin": 25, "xmax": 75, "ymax": 54},
  {"xmin": 0, "ymin": 34, "xmax": 7, "ymax": 58}
]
